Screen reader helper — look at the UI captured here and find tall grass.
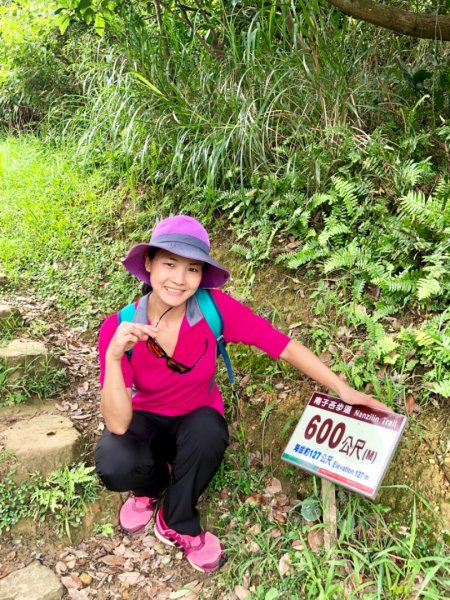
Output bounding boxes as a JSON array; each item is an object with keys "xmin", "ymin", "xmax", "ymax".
[{"xmin": 59, "ymin": 1, "xmax": 449, "ymax": 194}]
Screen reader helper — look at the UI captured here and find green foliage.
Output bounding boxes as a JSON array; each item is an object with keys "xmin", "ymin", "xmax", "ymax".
[
  {"xmin": 0, "ymin": 137, "xmax": 139, "ymax": 325},
  {"xmin": 92, "ymin": 521, "xmax": 114, "ymax": 536},
  {"xmin": 55, "ymin": 0, "xmax": 118, "ymax": 35},
  {"xmin": 0, "ymin": 359, "xmax": 66, "ymax": 407},
  {"xmin": 208, "ymin": 442, "xmax": 450, "ymax": 599},
  {"xmin": 0, "ymin": 463, "xmax": 99, "ymax": 539},
  {"xmin": 0, "ymin": 470, "xmax": 37, "ymax": 531},
  {"xmin": 31, "ymin": 464, "xmax": 100, "ymax": 539},
  {"xmin": 277, "ymin": 129, "xmax": 450, "ymax": 311},
  {"xmin": 0, "ymin": 0, "xmax": 81, "ymax": 129}
]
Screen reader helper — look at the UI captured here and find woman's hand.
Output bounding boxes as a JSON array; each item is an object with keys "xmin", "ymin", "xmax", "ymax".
[
  {"xmin": 105, "ymin": 322, "xmax": 157, "ymax": 361},
  {"xmin": 337, "ymin": 383, "xmax": 393, "ymax": 412}
]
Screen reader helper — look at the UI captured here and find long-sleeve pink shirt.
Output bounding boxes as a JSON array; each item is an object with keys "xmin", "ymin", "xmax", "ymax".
[{"xmin": 99, "ymin": 289, "xmax": 291, "ymax": 416}]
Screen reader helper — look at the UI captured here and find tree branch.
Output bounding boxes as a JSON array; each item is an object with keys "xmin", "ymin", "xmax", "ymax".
[{"xmin": 326, "ymin": 0, "xmax": 450, "ymax": 40}]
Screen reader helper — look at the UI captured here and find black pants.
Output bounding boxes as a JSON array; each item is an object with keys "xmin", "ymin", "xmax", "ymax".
[{"xmin": 95, "ymin": 406, "xmax": 229, "ymax": 536}]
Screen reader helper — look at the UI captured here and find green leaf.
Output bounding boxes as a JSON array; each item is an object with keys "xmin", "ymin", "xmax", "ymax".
[
  {"xmin": 56, "ymin": 13, "xmax": 71, "ymax": 35},
  {"xmin": 94, "ymin": 13, "xmax": 105, "ymax": 36},
  {"xmin": 301, "ymin": 497, "xmax": 321, "ymax": 522},
  {"xmin": 130, "ymin": 72, "xmax": 166, "ymax": 97}
]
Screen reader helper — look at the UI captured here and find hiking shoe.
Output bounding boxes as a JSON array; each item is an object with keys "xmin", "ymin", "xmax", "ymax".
[
  {"xmin": 119, "ymin": 496, "xmax": 157, "ymax": 534},
  {"xmin": 154, "ymin": 508, "xmax": 225, "ymax": 573}
]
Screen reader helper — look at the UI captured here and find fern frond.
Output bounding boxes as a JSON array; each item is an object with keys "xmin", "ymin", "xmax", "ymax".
[
  {"xmin": 417, "ymin": 277, "xmax": 441, "ymax": 300},
  {"xmin": 332, "ymin": 177, "xmax": 360, "ymax": 216},
  {"xmin": 309, "ymin": 193, "xmax": 334, "ymax": 211},
  {"xmin": 372, "ymin": 335, "xmax": 398, "ymax": 359},
  {"xmin": 324, "ymin": 242, "xmax": 361, "ymax": 273},
  {"xmin": 351, "ymin": 278, "xmax": 366, "ymax": 300},
  {"xmin": 318, "ymin": 220, "xmax": 350, "ymax": 246},
  {"xmin": 431, "ymin": 379, "xmax": 450, "ymax": 398},
  {"xmin": 399, "ymin": 190, "xmax": 447, "ymax": 229},
  {"xmin": 285, "ymin": 246, "xmax": 325, "ymax": 268}
]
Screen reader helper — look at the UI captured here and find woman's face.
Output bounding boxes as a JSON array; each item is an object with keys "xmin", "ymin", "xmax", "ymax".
[{"xmin": 145, "ymin": 249, "xmax": 203, "ymax": 308}]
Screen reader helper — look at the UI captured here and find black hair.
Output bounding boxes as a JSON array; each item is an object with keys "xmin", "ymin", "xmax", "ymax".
[{"xmin": 141, "ymin": 247, "xmax": 157, "ymax": 295}]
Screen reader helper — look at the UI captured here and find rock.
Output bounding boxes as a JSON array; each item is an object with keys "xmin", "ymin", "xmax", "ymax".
[
  {"xmin": 0, "ymin": 339, "xmax": 53, "ymax": 374},
  {"xmin": 0, "ymin": 560, "xmax": 63, "ymax": 600},
  {"xmin": 1, "ymin": 414, "xmax": 81, "ymax": 482},
  {"xmin": 0, "ymin": 304, "xmax": 21, "ymax": 322}
]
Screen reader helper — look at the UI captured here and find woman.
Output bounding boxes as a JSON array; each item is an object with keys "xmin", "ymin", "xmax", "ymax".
[{"xmin": 95, "ymin": 215, "xmax": 390, "ymax": 573}]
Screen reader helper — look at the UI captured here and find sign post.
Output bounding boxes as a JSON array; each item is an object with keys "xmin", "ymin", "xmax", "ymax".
[
  {"xmin": 283, "ymin": 392, "xmax": 407, "ymax": 499},
  {"xmin": 321, "ymin": 479, "xmax": 337, "ymax": 551}
]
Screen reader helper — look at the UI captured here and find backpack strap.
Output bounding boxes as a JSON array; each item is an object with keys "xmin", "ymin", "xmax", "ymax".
[
  {"xmin": 117, "ymin": 302, "xmax": 136, "ymax": 360},
  {"xmin": 195, "ymin": 289, "xmax": 234, "ymax": 383}
]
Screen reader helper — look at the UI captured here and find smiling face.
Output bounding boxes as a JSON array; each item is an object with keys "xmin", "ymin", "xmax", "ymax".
[{"xmin": 144, "ymin": 249, "xmax": 203, "ymax": 309}]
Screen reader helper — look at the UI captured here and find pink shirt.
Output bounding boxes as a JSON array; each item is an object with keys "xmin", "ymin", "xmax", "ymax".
[{"xmin": 99, "ymin": 289, "xmax": 291, "ymax": 416}]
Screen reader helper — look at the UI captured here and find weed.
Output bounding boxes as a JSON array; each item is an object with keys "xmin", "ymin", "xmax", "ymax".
[
  {"xmin": 0, "ymin": 359, "xmax": 66, "ymax": 407},
  {"xmin": 93, "ymin": 522, "xmax": 115, "ymax": 536},
  {"xmin": 0, "ymin": 470, "xmax": 37, "ymax": 532},
  {"xmin": 32, "ymin": 463, "xmax": 100, "ymax": 540},
  {"xmin": 0, "ymin": 463, "xmax": 100, "ymax": 539}
]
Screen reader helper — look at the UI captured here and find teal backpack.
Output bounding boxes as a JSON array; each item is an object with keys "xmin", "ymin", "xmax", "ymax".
[{"xmin": 117, "ymin": 288, "xmax": 234, "ymax": 383}]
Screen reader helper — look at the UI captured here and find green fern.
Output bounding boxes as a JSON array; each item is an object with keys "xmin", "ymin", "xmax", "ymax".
[
  {"xmin": 416, "ymin": 277, "xmax": 441, "ymax": 300},
  {"xmin": 432, "ymin": 380, "xmax": 450, "ymax": 398}
]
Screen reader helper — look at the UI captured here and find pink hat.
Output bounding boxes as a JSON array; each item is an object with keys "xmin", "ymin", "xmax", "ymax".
[{"xmin": 122, "ymin": 215, "xmax": 230, "ymax": 288}]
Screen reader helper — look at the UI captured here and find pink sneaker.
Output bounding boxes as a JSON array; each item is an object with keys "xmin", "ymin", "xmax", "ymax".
[
  {"xmin": 119, "ymin": 496, "xmax": 157, "ymax": 534},
  {"xmin": 154, "ymin": 508, "xmax": 225, "ymax": 573}
]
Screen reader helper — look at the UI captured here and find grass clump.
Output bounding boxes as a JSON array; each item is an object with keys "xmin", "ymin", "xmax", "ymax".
[
  {"xmin": 208, "ymin": 445, "xmax": 450, "ymax": 599},
  {"xmin": 0, "ymin": 360, "xmax": 66, "ymax": 407}
]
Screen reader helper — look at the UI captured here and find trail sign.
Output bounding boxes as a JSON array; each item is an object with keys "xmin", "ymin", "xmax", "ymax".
[{"xmin": 282, "ymin": 392, "xmax": 407, "ymax": 499}]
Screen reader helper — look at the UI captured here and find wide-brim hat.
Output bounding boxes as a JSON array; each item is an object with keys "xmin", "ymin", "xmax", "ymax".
[{"xmin": 122, "ymin": 215, "xmax": 230, "ymax": 288}]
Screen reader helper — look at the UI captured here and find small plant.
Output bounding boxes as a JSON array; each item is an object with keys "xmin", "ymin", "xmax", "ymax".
[
  {"xmin": 0, "ymin": 359, "xmax": 66, "ymax": 407},
  {"xmin": 32, "ymin": 463, "xmax": 100, "ymax": 540},
  {"xmin": 0, "ymin": 470, "xmax": 38, "ymax": 532},
  {"xmin": 93, "ymin": 521, "xmax": 115, "ymax": 536}
]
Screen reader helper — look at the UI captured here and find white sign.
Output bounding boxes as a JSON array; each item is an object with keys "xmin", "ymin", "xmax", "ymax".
[{"xmin": 282, "ymin": 392, "xmax": 407, "ymax": 499}]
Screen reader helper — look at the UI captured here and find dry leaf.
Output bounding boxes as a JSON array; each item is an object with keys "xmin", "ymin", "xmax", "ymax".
[
  {"xmin": 248, "ymin": 540, "xmax": 260, "ymax": 553},
  {"xmin": 61, "ymin": 575, "xmax": 83, "ymax": 590},
  {"xmin": 292, "ymin": 539, "xmax": 304, "ymax": 551},
  {"xmin": 79, "ymin": 573, "xmax": 92, "ymax": 586},
  {"xmin": 114, "ymin": 544, "xmax": 126, "ymax": 556},
  {"xmin": 247, "ymin": 523, "xmax": 261, "ymax": 535},
  {"xmin": 405, "ymin": 394, "xmax": 417, "ymax": 415},
  {"xmin": 55, "ymin": 560, "xmax": 67, "ymax": 574},
  {"xmin": 99, "ymin": 554, "xmax": 125, "ymax": 566},
  {"xmin": 142, "ymin": 535, "xmax": 157, "ymax": 547},
  {"xmin": 245, "ymin": 493, "xmax": 264, "ymax": 506},
  {"xmin": 234, "ymin": 585, "xmax": 251, "ymax": 599},
  {"xmin": 265, "ymin": 477, "xmax": 282, "ymax": 495},
  {"xmin": 273, "ymin": 512, "xmax": 286, "ymax": 524},
  {"xmin": 278, "ymin": 552, "xmax": 292, "ymax": 577},
  {"xmin": 117, "ymin": 572, "xmax": 142, "ymax": 585},
  {"xmin": 307, "ymin": 529, "xmax": 324, "ymax": 553},
  {"xmin": 67, "ymin": 590, "xmax": 90, "ymax": 600}
]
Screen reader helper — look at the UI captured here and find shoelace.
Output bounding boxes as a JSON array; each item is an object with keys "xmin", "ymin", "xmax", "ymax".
[{"xmin": 170, "ymin": 529, "xmax": 206, "ymax": 551}]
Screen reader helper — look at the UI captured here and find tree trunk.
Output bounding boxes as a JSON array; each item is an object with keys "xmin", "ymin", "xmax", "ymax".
[{"xmin": 326, "ymin": 0, "xmax": 450, "ymax": 40}]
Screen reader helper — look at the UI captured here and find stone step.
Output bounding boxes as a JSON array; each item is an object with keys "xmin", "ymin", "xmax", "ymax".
[
  {"xmin": 1, "ymin": 413, "xmax": 82, "ymax": 483},
  {"xmin": 0, "ymin": 560, "xmax": 63, "ymax": 600},
  {"xmin": 0, "ymin": 303, "xmax": 20, "ymax": 321},
  {"xmin": 0, "ymin": 339, "xmax": 58, "ymax": 379}
]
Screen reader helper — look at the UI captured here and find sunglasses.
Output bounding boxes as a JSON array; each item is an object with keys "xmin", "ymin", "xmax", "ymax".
[{"xmin": 146, "ymin": 336, "xmax": 209, "ymax": 374}]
